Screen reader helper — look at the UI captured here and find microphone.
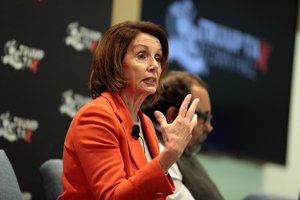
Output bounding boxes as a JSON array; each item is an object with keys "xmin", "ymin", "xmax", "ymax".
[
  {"xmin": 131, "ymin": 124, "xmax": 140, "ymax": 139},
  {"xmin": 131, "ymin": 124, "xmax": 146, "ymax": 153}
]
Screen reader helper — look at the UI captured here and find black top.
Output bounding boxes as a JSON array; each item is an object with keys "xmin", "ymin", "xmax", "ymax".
[{"xmin": 177, "ymin": 154, "xmax": 224, "ymax": 200}]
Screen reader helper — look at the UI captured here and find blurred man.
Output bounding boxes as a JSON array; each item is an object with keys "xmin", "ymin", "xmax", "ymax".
[{"xmin": 143, "ymin": 70, "xmax": 224, "ymax": 200}]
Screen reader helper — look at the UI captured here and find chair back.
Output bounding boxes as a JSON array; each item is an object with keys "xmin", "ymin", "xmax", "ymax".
[
  {"xmin": 243, "ymin": 193, "xmax": 296, "ymax": 200},
  {"xmin": 39, "ymin": 159, "xmax": 63, "ymax": 200},
  {"xmin": 0, "ymin": 149, "xmax": 23, "ymax": 200}
]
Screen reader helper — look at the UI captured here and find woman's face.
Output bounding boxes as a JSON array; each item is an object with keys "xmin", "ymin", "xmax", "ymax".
[{"xmin": 122, "ymin": 32, "xmax": 163, "ymax": 97}]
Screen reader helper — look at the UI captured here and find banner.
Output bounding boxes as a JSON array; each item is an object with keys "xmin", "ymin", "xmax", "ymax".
[
  {"xmin": 0, "ymin": 0, "xmax": 112, "ymax": 199},
  {"xmin": 142, "ymin": 0, "xmax": 298, "ymax": 165}
]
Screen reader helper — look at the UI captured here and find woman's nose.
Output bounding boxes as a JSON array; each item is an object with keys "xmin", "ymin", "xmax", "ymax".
[{"xmin": 148, "ymin": 57, "xmax": 160, "ymax": 70}]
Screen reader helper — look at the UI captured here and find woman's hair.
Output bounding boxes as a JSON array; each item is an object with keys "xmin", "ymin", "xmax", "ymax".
[{"xmin": 89, "ymin": 21, "xmax": 169, "ymax": 104}]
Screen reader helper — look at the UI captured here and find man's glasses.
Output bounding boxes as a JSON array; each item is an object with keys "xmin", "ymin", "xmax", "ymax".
[{"xmin": 195, "ymin": 111, "xmax": 213, "ymax": 124}]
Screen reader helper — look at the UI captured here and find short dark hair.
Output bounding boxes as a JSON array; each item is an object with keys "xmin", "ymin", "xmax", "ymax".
[
  {"xmin": 142, "ymin": 70, "xmax": 207, "ymax": 121},
  {"xmin": 89, "ymin": 21, "xmax": 169, "ymax": 104}
]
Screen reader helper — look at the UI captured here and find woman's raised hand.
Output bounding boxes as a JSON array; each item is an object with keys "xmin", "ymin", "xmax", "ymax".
[{"xmin": 155, "ymin": 94, "xmax": 199, "ymax": 172}]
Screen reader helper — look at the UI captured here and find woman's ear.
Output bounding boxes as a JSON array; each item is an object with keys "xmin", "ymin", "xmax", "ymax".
[{"xmin": 165, "ymin": 106, "xmax": 178, "ymax": 123}]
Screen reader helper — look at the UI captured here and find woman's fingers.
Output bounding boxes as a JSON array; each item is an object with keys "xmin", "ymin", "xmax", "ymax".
[
  {"xmin": 154, "ymin": 110, "xmax": 168, "ymax": 143},
  {"xmin": 178, "ymin": 94, "xmax": 199, "ymax": 121},
  {"xmin": 154, "ymin": 110, "xmax": 167, "ymax": 126},
  {"xmin": 178, "ymin": 94, "xmax": 192, "ymax": 117},
  {"xmin": 191, "ymin": 113, "xmax": 198, "ymax": 128},
  {"xmin": 185, "ymin": 98, "xmax": 199, "ymax": 121},
  {"xmin": 154, "ymin": 94, "xmax": 199, "ymax": 145}
]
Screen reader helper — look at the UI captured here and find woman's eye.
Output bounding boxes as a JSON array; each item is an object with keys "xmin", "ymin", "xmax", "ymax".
[
  {"xmin": 136, "ymin": 52, "xmax": 147, "ymax": 60},
  {"xmin": 155, "ymin": 55, "xmax": 162, "ymax": 63}
]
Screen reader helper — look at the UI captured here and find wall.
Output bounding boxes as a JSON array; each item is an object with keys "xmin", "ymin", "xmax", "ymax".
[
  {"xmin": 262, "ymin": 2, "xmax": 300, "ymax": 197},
  {"xmin": 111, "ymin": 0, "xmax": 141, "ymax": 25},
  {"xmin": 111, "ymin": 0, "xmax": 300, "ymax": 199}
]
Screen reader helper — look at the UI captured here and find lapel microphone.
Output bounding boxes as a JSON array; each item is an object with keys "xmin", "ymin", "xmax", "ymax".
[
  {"xmin": 131, "ymin": 124, "xmax": 140, "ymax": 139},
  {"xmin": 131, "ymin": 124, "xmax": 146, "ymax": 153}
]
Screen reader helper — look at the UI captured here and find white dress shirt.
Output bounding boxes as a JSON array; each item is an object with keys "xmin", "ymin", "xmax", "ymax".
[{"xmin": 159, "ymin": 142, "xmax": 195, "ymax": 200}]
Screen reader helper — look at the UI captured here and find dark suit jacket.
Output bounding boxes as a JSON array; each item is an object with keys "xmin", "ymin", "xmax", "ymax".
[{"xmin": 177, "ymin": 154, "xmax": 224, "ymax": 200}]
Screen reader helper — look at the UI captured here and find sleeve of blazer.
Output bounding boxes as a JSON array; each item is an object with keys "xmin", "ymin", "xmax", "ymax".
[{"xmin": 70, "ymin": 101, "xmax": 174, "ymax": 200}]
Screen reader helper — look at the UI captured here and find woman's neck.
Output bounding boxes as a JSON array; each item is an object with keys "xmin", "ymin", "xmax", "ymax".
[{"xmin": 119, "ymin": 91, "xmax": 145, "ymax": 122}]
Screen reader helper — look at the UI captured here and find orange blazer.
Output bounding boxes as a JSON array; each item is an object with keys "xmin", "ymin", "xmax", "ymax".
[{"xmin": 58, "ymin": 91, "xmax": 174, "ymax": 200}]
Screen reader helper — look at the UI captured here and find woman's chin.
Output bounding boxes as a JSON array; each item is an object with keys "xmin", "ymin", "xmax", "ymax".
[
  {"xmin": 147, "ymin": 89, "xmax": 157, "ymax": 95},
  {"xmin": 142, "ymin": 87, "xmax": 157, "ymax": 95}
]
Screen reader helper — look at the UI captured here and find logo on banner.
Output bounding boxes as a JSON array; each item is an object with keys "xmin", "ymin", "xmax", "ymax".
[
  {"xmin": 1, "ymin": 39, "xmax": 45, "ymax": 73},
  {"xmin": 0, "ymin": 112, "xmax": 39, "ymax": 143},
  {"xmin": 59, "ymin": 89, "xmax": 92, "ymax": 118},
  {"xmin": 165, "ymin": 0, "xmax": 272, "ymax": 80},
  {"xmin": 65, "ymin": 22, "xmax": 102, "ymax": 52}
]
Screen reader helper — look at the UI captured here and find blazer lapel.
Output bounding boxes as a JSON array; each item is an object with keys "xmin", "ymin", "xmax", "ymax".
[
  {"xmin": 140, "ymin": 112, "xmax": 160, "ymax": 158},
  {"xmin": 126, "ymin": 123, "xmax": 148, "ymax": 167},
  {"xmin": 101, "ymin": 92, "xmax": 148, "ymax": 169}
]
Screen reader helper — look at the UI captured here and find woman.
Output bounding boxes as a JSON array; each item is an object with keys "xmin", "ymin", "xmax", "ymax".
[{"xmin": 58, "ymin": 21, "xmax": 199, "ymax": 200}]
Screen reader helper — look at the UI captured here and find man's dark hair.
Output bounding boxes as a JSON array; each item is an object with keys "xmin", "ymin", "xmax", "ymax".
[{"xmin": 142, "ymin": 70, "xmax": 207, "ymax": 122}]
